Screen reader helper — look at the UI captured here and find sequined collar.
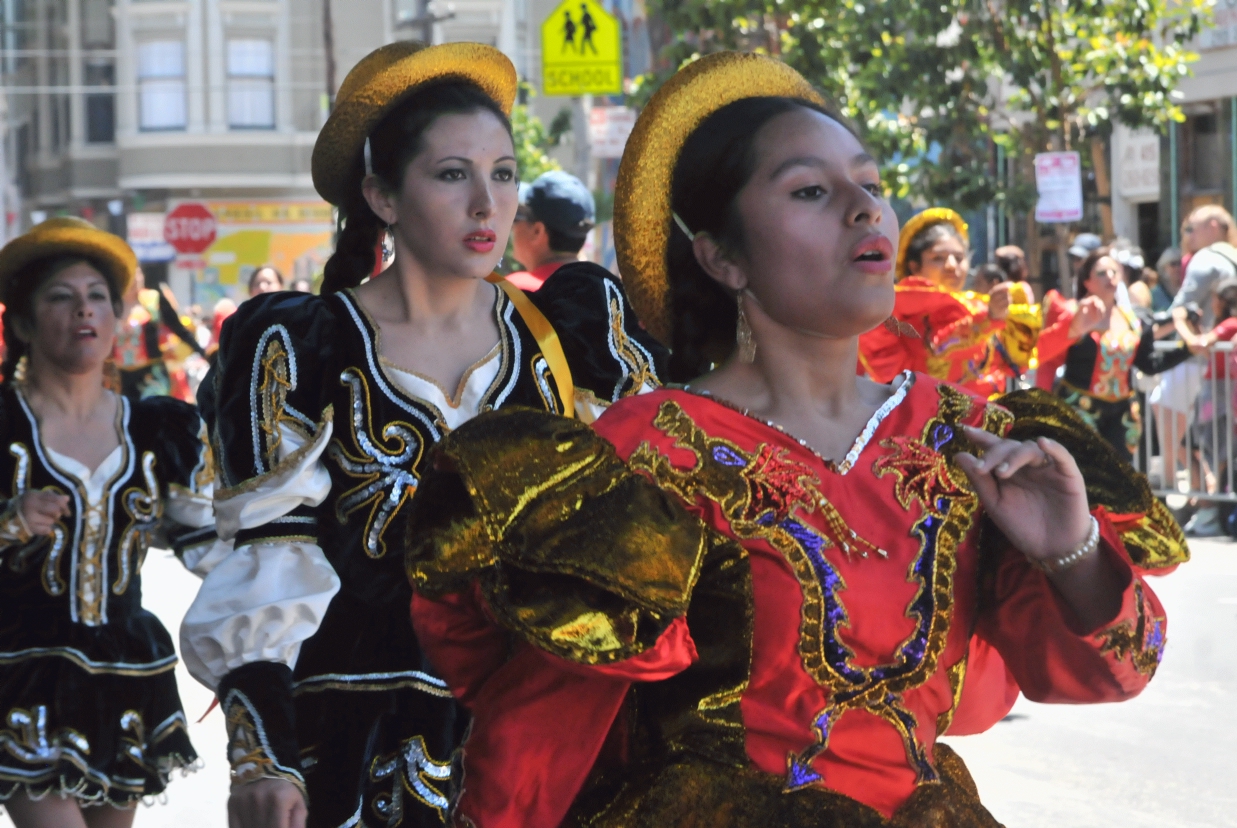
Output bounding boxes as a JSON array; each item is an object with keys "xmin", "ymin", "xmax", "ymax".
[
  {"xmin": 680, "ymin": 371, "xmax": 915, "ymax": 475},
  {"xmin": 336, "ymin": 287, "xmax": 521, "ymax": 434}
]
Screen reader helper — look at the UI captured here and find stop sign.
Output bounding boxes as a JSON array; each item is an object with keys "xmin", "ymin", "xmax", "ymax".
[{"xmin": 163, "ymin": 203, "xmax": 217, "ymax": 254}]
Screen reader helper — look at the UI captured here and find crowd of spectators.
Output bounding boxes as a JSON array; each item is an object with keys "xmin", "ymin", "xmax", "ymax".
[{"xmin": 968, "ymin": 207, "xmax": 1237, "ymax": 537}]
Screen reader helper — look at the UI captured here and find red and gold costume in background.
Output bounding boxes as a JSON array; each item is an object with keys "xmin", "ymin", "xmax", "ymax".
[
  {"xmin": 1034, "ymin": 290, "xmax": 1192, "ymax": 461},
  {"xmin": 114, "ymin": 284, "xmax": 197, "ymax": 402},
  {"xmin": 859, "ymin": 209, "xmax": 1041, "ymax": 397}
]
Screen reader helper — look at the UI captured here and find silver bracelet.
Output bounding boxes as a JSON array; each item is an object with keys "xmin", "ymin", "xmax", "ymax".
[{"xmin": 1029, "ymin": 515, "xmax": 1100, "ymax": 575}]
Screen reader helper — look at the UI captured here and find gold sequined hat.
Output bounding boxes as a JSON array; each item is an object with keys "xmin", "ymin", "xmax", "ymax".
[
  {"xmin": 0, "ymin": 217, "xmax": 138, "ymax": 304},
  {"xmin": 312, "ymin": 41, "xmax": 518, "ymax": 206},
  {"xmin": 895, "ymin": 207, "xmax": 969, "ymax": 281},
  {"xmin": 613, "ymin": 52, "xmax": 825, "ymax": 346}
]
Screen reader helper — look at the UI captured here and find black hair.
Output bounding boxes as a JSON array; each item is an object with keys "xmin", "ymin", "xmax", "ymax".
[
  {"xmin": 320, "ymin": 80, "xmax": 513, "ymax": 295},
  {"xmin": 972, "ymin": 262, "xmax": 1007, "ymax": 291},
  {"xmin": 905, "ymin": 222, "xmax": 964, "ymax": 273},
  {"xmin": 666, "ymin": 95, "xmax": 843, "ymax": 381},
  {"xmin": 994, "ymin": 248, "xmax": 1024, "ymax": 278},
  {"xmin": 1075, "ymin": 246, "xmax": 1114, "ymax": 299},
  {"xmin": 248, "ymin": 263, "xmax": 284, "ymax": 293},
  {"xmin": 1215, "ymin": 277, "xmax": 1237, "ymax": 323},
  {"xmin": 546, "ymin": 226, "xmax": 587, "ymax": 255},
  {"xmin": 1, "ymin": 255, "xmax": 124, "ymax": 384}
]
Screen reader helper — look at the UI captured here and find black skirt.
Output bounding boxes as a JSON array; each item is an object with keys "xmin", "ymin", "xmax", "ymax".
[{"xmin": 0, "ymin": 609, "xmax": 198, "ymax": 807}]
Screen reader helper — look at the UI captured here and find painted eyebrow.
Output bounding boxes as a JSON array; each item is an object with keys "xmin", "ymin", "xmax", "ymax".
[
  {"xmin": 434, "ymin": 155, "xmax": 519, "ymax": 165},
  {"xmin": 769, "ymin": 151, "xmax": 878, "ymax": 179}
]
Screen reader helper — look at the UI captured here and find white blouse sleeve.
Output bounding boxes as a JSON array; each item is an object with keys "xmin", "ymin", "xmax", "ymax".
[{"xmin": 180, "ymin": 421, "xmax": 340, "ymax": 690}]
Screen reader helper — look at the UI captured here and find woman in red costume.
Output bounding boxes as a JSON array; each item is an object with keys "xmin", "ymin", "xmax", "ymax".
[
  {"xmin": 1036, "ymin": 247, "xmax": 1192, "ymax": 462},
  {"xmin": 405, "ymin": 53, "xmax": 1187, "ymax": 827},
  {"xmin": 859, "ymin": 209, "xmax": 1040, "ymax": 397}
]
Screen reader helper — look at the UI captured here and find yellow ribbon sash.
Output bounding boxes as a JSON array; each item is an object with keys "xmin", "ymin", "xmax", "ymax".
[{"xmin": 486, "ymin": 273, "xmax": 576, "ymax": 419}]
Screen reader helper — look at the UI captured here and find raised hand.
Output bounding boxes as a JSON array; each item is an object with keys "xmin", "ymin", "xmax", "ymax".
[
  {"xmin": 1068, "ymin": 295, "xmax": 1106, "ymax": 338},
  {"xmin": 955, "ymin": 426, "xmax": 1091, "ymax": 562},
  {"xmin": 17, "ymin": 490, "xmax": 70, "ymax": 536},
  {"xmin": 955, "ymin": 425, "xmax": 1125, "ymax": 630},
  {"xmin": 228, "ymin": 778, "xmax": 308, "ymax": 828},
  {"xmin": 987, "ymin": 282, "xmax": 1011, "ymax": 322}
]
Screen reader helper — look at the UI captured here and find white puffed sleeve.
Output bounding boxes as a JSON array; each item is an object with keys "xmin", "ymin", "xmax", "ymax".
[{"xmin": 180, "ymin": 421, "xmax": 340, "ymax": 690}]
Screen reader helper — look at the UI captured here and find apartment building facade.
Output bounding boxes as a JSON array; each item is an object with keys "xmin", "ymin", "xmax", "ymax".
[
  {"xmin": 1, "ymin": 0, "xmax": 655, "ymax": 302},
  {"xmin": 0, "ymin": 0, "xmax": 511, "ymax": 305}
]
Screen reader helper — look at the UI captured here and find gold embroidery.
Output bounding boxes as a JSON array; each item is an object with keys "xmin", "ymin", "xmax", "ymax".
[
  {"xmin": 531, "ymin": 355, "xmax": 561, "ymax": 415},
  {"xmin": 1097, "ymin": 582, "xmax": 1166, "ymax": 677},
  {"xmin": 2, "ymin": 444, "xmax": 34, "ymax": 553},
  {"xmin": 628, "ymin": 391, "xmax": 978, "ymax": 787},
  {"xmin": 117, "ymin": 710, "xmax": 159, "ymax": 776},
  {"xmin": 114, "ymin": 452, "xmax": 161, "ymax": 596},
  {"xmin": 980, "ymin": 401, "xmax": 1014, "ymax": 436},
  {"xmin": 607, "ymin": 290, "xmax": 657, "ymax": 396},
  {"xmin": 936, "ymin": 657, "xmax": 968, "ymax": 734},
  {"xmin": 0, "ymin": 705, "xmax": 91, "ymax": 769},
  {"xmin": 258, "ymin": 336, "xmax": 294, "ymax": 472},
  {"xmin": 874, "ymin": 436, "xmax": 969, "ymax": 518},
  {"xmin": 224, "ymin": 691, "xmax": 306, "ymax": 796},
  {"xmin": 41, "ymin": 522, "xmax": 67, "ymax": 597},
  {"xmin": 216, "ymin": 407, "xmax": 334, "ymax": 501},
  {"xmin": 75, "ymin": 498, "xmax": 108, "ymax": 626},
  {"xmin": 329, "ymin": 369, "xmax": 422, "ymax": 559},
  {"xmin": 1119, "ymin": 498, "xmax": 1189, "ymax": 571},
  {"xmin": 368, "ymin": 734, "xmax": 452, "ymax": 823}
]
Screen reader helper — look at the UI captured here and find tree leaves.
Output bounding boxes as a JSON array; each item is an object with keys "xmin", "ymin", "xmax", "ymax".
[{"xmin": 644, "ymin": 0, "xmax": 1212, "ymax": 211}]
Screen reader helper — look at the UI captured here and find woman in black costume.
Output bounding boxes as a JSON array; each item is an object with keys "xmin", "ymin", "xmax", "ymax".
[
  {"xmin": 180, "ymin": 42, "xmax": 665, "ymax": 828},
  {"xmin": 0, "ymin": 218, "xmax": 212, "ymax": 828}
]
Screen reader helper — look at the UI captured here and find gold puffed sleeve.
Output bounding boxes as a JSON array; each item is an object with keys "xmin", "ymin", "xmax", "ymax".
[
  {"xmin": 996, "ymin": 389, "xmax": 1188, "ymax": 571},
  {"xmin": 406, "ymin": 408, "xmax": 710, "ymax": 664}
]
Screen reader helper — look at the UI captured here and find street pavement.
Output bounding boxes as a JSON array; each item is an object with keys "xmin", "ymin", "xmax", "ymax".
[{"xmin": 2, "ymin": 540, "xmax": 1234, "ymax": 827}]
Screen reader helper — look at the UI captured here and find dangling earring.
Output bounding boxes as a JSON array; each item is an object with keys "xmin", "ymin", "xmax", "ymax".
[
  {"xmin": 103, "ymin": 357, "xmax": 121, "ymax": 393},
  {"xmin": 883, "ymin": 316, "xmax": 921, "ymax": 339},
  {"xmin": 13, "ymin": 355, "xmax": 28, "ymax": 385},
  {"xmin": 381, "ymin": 224, "xmax": 393, "ymax": 260},
  {"xmin": 736, "ymin": 292, "xmax": 757, "ymax": 363}
]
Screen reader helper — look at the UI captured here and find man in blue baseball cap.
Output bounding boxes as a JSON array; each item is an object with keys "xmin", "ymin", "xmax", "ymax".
[{"xmin": 508, "ymin": 170, "xmax": 596, "ymax": 291}]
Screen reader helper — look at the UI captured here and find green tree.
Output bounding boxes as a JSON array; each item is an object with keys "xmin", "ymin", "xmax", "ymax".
[
  {"xmin": 512, "ymin": 84, "xmax": 564, "ymax": 182},
  {"xmin": 647, "ymin": 0, "xmax": 1212, "ymax": 283}
]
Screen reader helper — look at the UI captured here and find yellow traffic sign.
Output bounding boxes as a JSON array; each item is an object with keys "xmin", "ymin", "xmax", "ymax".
[{"xmin": 541, "ymin": 0, "xmax": 622, "ymax": 97}]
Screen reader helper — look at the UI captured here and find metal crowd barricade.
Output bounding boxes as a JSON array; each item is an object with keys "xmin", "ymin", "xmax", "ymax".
[{"xmin": 1138, "ymin": 341, "xmax": 1237, "ymax": 503}]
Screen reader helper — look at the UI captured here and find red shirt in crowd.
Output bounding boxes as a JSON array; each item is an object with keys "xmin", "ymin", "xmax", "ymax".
[{"xmin": 505, "ymin": 261, "xmax": 569, "ymax": 293}]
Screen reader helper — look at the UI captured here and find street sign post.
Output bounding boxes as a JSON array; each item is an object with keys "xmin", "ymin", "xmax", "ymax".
[
  {"xmin": 1033, "ymin": 152, "xmax": 1083, "ymax": 223},
  {"xmin": 164, "ymin": 202, "xmax": 217, "ymax": 254},
  {"xmin": 588, "ymin": 106, "xmax": 636, "ymax": 159},
  {"xmin": 541, "ymin": 0, "xmax": 622, "ymax": 97}
]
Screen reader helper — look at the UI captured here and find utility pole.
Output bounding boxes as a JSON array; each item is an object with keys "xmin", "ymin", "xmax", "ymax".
[
  {"xmin": 395, "ymin": 0, "xmax": 456, "ymax": 45},
  {"xmin": 323, "ymin": 0, "xmax": 338, "ymax": 106},
  {"xmin": 572, "ymin": 95, "xmax": 591, "ymax": 185}
]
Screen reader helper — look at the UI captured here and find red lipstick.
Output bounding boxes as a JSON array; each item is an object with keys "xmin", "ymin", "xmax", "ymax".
[{"xmin": 464, "ymin": 229, "xmax": 497, "ymax": 253}]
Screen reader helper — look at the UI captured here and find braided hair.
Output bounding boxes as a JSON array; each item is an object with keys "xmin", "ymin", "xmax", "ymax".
[
  {"xmin": 320, "ymin": 81, "xmax": 513, "ymax": 295},
  {"xmin": 1, "ymin": 255, "xmax": 123, "ymax": 384},
  {"xmin": 666, "ymin": 96, "xmax": 844, "ymax": 382}
]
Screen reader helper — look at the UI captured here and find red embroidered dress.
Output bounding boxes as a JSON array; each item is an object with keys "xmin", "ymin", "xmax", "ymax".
[
  {"xmin": 859, "ymin": 280, "xmax": 1040, "ymax": 397},
  {"xmin": 406, "ymin": 375, "xmax": 1186, "ymax": 828}
]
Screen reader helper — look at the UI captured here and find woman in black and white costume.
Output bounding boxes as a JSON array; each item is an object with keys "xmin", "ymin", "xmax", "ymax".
[
  {"xmin": 180, "ymin": 42, "xmax": 665, "ymax": 828},
  {"xmin": 0, "ymin": 218, "xmax": 213, "ymax": 828}
]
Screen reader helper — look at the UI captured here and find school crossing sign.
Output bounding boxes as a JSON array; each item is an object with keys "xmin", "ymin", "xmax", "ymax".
[{"xmin": 541, "ymin": 0, "xmax": 622, "ymax": 96}]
